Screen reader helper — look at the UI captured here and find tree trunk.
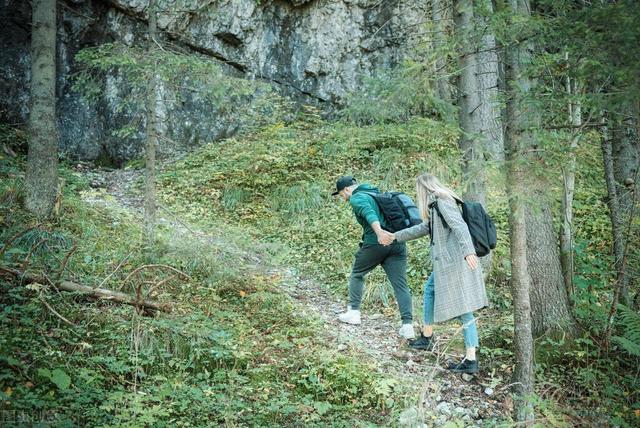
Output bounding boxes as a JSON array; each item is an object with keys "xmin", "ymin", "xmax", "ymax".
[
  {"xmin": 25, "ymin": 0, "xmax": 58, "ymax": 219},
  {"xmin": 507, "ymin": 168, "xmax": 535, "ymax": 424},
  {"xmin": 501, "ymin": 0, "xmax": 535, "ymax": 422},
  {"xmin": 526, "ymin": 199, "xmax": 578, "ymax": 337},
  {"xmin": 609, "ymin": 100, "xmax": 639, "ymax": 306},
  {"xmin": 454, "ymin": 0, "xmax": 503, "ymax": 272},
  {"xmin": 432, "ymin": 0, "xmax": 453, "ymax": 103},
  {"xmin": 454, "ymin": 0, "xmax": 487, "ymax": 205},
  {"xmin": 601, "ymin": 111, "xmax": 638, "ymax": 347},
  {"xmin": 560, "ymin": 68, "xmax": 580, "ymax": 298},
  {"xmin": 144, "ymin": 0, "xmax": 158, "ymax": 245},
  {"xmin": 454, "ymin": 0, "xmax": 504, "ymax": 201},
  {"xmin": 523, "ymin": 54, "xmax": 577, "ymax": 338},
  {"xmin": 474, "ymin": 0, "xmax": 504, "ymax": 162}
]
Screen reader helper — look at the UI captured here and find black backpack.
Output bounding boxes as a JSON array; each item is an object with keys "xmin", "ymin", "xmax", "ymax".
[
  {"xmin": 361, "ymin": 191, "xmax": 422, "ymax": 232},
  {"xmin": 433, "ymin": 199, "xmax": 497, "ymax": 257}
]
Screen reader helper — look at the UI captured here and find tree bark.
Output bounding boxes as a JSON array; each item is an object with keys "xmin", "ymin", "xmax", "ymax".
[
  {"xmin": 560, "ymin": 67, "xmax": 580, "ymax": 298},
  {"xmin": 609, "ymin": 100, "xmax": 639, "ymax": 306},
  {"xmin": 454, "ymin": 0, "xmax": 504, "ymax": 202},
  {"xmin": 523, "ymin": 54, "xmax": 577, "ymax": 338},
  {"xmin": 507, "ymin": 168, "xmax": 535, "ymax": 424},
  {"xmin": 432, "ymin": 0, "xmax": 453, "ymax": 103},
  {"xmin": 454, "ymin": 0, "xmax": 503, "ymax": 272},
  {"xmin": 144, "ymin": 0, "xmax": 159, "ymax": 245},
  {"xmin": 454, "ymin": 0, "xmax": 487, "ymax": 205},
  {"xmin": 501, "ymin": 0, "xmax": 535, "ymax": 422},
  {"xmin": 526, "ymin": 199, "xmax": 578, "ymax": 337},
  {"xmin": 473, "ymin": 0, "xmax": 504, "ymax": 161},
  {"xmin": 25, "ymin": 0, "xmax": 58, "ymax": 219},
  {"xmin": 601, "ymin": 113, "xmax": 638, "ymax": 346}
]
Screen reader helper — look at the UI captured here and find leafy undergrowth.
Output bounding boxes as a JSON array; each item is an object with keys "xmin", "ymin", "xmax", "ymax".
[
  {"xmin": 1, "ymin": 117, "xmax": 638, "ymax": 426},
  {"xmin": 158, "ymin": 118, "xmax": 491, "ymax": 297},
  {"xmin": 156, "ymin": 118, "xmax": 639, "ymax": 426},
  {"xmin": 0, "ymin": 157, "xmax": 400, "ymax": 427}
]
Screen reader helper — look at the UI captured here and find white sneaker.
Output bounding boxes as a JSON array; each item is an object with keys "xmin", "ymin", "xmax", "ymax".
[
  {"xmin": 338, "ymin": 308, "xmax": 361, "ymax": 325},
  {"xmin": 399, "ymin": 323, "xmax": 416, "ymax": 339}
]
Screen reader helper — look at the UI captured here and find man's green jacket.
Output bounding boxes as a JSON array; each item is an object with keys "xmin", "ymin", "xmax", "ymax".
[{"xmin": 349, "ymin": 184, "xmax": 391, "ymax": 244}]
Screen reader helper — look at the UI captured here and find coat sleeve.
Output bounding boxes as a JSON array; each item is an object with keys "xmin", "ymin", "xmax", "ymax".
[
  {"xmin": 393, "ymin": 221, "xmax": 430, "ymax": 243},
  {"xmin": 350, "ymin": 193, "xmax": 380, "ymax": 225},
  {"xmin": 437, "ymin": 198, "xmax": 476, "ymax": 257}
]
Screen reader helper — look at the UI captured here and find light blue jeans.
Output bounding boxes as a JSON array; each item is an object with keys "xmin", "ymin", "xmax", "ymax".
[{"xmin": 423, "ymin": 272, "xmax": 479, "ymax": 348}]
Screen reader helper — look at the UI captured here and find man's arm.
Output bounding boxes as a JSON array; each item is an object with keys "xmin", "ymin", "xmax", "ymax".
[{"xmin": 350, "ymin": 194, "xmax": 381, "ymax": 226}]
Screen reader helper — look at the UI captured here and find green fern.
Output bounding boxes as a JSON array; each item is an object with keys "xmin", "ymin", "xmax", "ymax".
[{"xmin": 612, "ymin": 304, "xmax": 640, "ymax": 357}]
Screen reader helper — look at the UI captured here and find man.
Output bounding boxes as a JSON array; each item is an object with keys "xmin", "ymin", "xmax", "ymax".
[{"xmin": 332, "ymin": 175, "xmax": 415, "ymax": 339}]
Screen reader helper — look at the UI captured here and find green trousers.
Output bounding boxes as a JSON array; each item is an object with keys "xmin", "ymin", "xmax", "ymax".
[{"xmin": 348, "ymin": 242, "xmax": 413, "ymax": 323}]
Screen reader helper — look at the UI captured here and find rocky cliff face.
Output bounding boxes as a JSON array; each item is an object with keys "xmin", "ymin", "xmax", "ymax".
[{"xmin": 1, "ymin": 0, "xmax": 428, "ymax": 164}]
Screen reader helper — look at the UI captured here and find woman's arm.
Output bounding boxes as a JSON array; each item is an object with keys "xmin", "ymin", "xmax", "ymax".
[{"xmin": 392, "ymin": 221, "xmax": 430, "ymax": 243}]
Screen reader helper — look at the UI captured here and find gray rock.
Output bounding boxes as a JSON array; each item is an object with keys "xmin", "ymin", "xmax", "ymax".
[
  {"xmin": 453, "ymin": 406, "xmax": 467, "ymax": 417},
  {"xmin": 461, "ymin": 373, "xmax": 474, "ymax": 382},
  {"xmin": 435, "ymin": 415, "xmax": 449, "ymax": 426},
  {"xmin": 1, "ymin": 0, "xmax": 430, "ymax": 163},
  {"xmin": 436, "ymin": 401, "xmax": 452, "ymax": 416},
  {"xmin": 484, "ymin": 387, "xmax": 494, "ymax": 396},
  {"xmin": 398, "ymin": 407, "xmax": 423, "ymax": 427}
]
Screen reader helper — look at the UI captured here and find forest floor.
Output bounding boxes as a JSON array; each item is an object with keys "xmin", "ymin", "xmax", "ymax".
[{"xmin": 80, "ymin": 162, "xmax": 514, "ymax": 426}]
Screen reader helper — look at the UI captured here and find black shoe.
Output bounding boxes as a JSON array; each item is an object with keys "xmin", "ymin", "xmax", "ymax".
[
  {"xmin": 408, "ymin": 333, "xmax": 434, "ymax": 350},
  {"xmin": 447, "ymin": 359, "xmax": 479, "ymax": 374}
]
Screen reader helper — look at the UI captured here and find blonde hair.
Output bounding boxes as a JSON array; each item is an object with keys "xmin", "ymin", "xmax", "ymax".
[{"xmin": 415, "ymin": 173, "xmax": 461, "ymax": 220}]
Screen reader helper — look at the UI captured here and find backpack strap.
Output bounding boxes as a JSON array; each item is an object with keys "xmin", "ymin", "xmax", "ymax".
[
  {"xmin": 429, "ymin": 198, "xmax": 447, "ymax": 226},
  {"xmin": 428, "ymin": 198, "xmax": 444, "ymax": 243},
  {"xmin": 355, "ymin": 191, "xmax": 382, "ymax": 229}
]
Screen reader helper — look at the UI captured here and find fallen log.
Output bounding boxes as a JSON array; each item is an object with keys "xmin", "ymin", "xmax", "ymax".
[
  {"xmin": 57, "ymin": 280, "xmax": 173, "ymax": 312},
  {"xmin": 0, "ymin": 266, "xmax": 173, "ymax": 313}
]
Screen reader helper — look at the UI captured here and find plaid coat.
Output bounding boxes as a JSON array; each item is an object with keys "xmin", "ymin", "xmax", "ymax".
[{"xmin": 394, "ymin": 196, "xmax": 489, "ymax": 323}]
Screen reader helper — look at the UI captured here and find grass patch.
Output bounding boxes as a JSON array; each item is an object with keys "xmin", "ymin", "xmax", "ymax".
[{"xmin": 0, "ymin": 155, "xmax": 403, "ymax": 426}]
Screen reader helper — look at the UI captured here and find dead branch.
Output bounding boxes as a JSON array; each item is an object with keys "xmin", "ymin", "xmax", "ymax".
[
  {"xmin": 56, "ymin": 244, "xmax": 77, "ymax": 282},
  {"xmin": 148, "ymin": 274, "xmax": 177, "ymax": 297},
  {"xmin": 22, "ymin": 236, "xmax": 48, "ymax": 269},
  {"xmin": 98, "ymin": 252, "xmax": 132, "ymax": 289},
  {"xmin": 63, "ymin": 280, "xmax": 173, "ymax": 312},
  {"xmin": 1, "ymin": 266, "xmax": 173, "ymax": 313},
  {"xmin": 38, "ymin": 293, "xmax": 77, "ymax": 327}
]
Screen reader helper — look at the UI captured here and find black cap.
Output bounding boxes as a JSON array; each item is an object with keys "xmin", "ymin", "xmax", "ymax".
[{"xmin": 332, "ymin": 176, "xmax": 357, "ymax": 196}]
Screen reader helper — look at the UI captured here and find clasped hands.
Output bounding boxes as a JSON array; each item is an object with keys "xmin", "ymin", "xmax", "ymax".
[{"xmin": 377, "ymin": 230, "xmax": 396, "ymax": 246}]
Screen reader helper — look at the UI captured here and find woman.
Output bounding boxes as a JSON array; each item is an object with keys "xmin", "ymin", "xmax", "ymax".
[{"xmin": 380, "ymin": 173, "xmax": 488, "ymax": 374}]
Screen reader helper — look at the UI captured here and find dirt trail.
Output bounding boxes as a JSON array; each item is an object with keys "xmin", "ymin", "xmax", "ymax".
[{"xmin": 79, "ymin": 163, "xmax": 512, "ymax": 427}]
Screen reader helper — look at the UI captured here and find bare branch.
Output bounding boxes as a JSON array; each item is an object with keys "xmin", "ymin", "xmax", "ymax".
[
  {"xmin": 38, "ymin": 293, "xmax": 77, "ymax": 327},
  {"xmin": 98, "ymin": 252, "xmax": 132, "ymax": 289}
]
